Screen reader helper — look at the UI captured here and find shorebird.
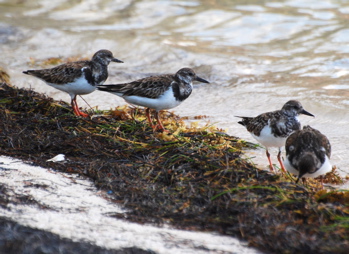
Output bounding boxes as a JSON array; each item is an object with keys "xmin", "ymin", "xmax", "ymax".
[
  {"xmin": 237, "ymin": 100, "xmax": 314, "ymax": 173},
  {"xmin": 23, "ymin": 49, "xmax": 123, "ymax": 117},
  {"xmin": 284, "ymin": 125, "xmax": 332, "ymax": 185},
  {"xmin": 97, "ymin": 67, "xmax": 209, "ymax": 131}
]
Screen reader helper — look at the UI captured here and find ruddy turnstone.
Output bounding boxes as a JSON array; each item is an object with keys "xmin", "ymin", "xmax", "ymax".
[
  {"xmin": 97, "ymin": 67, "xmax": 209, "ymax": 131},
  {"xmin": 284, "ymin": 125, "xmax": 332, "ymax": 185},
  {"xmin": 23, "ymin": 49, "xmax": 123, "ymax": 117},
  {"xmin": 237, "ymin": 100, "xmax": 314, "ymax": 173}
]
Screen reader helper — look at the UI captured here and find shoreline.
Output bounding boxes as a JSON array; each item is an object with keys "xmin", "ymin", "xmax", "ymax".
[{"xmin": 0, "ymin": 80, "xmax": 348, "ymax": 254}]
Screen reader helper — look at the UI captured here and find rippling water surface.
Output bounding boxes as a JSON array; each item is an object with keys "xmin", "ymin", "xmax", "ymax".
[{"xmin": 0, "ymin": 0, "xmax": 348, "ymax": 182}]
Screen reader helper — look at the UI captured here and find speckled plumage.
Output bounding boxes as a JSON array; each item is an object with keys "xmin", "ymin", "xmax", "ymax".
[
  {"xmin": 238, "ymin": 100, "xmax": 312, "ymax": 138},
  {"xmin": 237, "ymin": 100, "xmax": 314, "ymax": 173},
  {"xmin": 284, "ymin": 125, "xmax": 332, "ymax": 184},
  {"xmin": 24, "ymin": 61, "xmax": 93, "ymax": 85},
  {"xmin": 110, "ymin": 74, "xmax": 177, "ymax": 99},
  {"xmin": 97, "ymin": 68, "xmax": 209, "ymax": 131},
  {"xmin": 23, "ymin": 49, "xmax": 123, "ymax": 117}
]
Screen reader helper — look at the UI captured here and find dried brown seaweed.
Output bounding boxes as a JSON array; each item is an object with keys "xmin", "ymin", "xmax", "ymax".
[{"xmin": 0, "ymin": 70, "xmax": 348, "ymax": 254}]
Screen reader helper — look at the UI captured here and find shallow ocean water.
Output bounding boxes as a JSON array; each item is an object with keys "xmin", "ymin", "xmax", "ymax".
[{"xmin": 0, "ymin": 0, "xmax": 348, "ymax": 181}]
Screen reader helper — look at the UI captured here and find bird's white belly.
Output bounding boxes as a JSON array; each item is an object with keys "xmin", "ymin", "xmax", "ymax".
[
  {"xmin": 124, "ymin": 89, "xmax": 181, "ymax": 111},
  {"xmin": 251, "ymin": 125, "xmax": 286, "ymax": 148},
  {"xmin": 48, "ymin": 76, "xmax": 96, "ymax": 98},
  {"xmin": 284, "ymin": 156, "xmax": 332, "ymax": 178},
  {"xmin": 304, "ymin": 156, "xmax": 332, "ymax": 177},
  {"xmin": 283, "ymin": 157, "xmax": 299, "ymax": 175}
]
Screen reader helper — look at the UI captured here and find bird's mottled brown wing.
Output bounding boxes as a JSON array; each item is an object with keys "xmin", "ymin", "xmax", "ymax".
[
  {"xmin": 285, "ymin": 130, "xmax": 300, "ymax": 153},
  {"xmin": 303, "ymin": 125, "xmax": 331, "ymax": 158},
  {"xmin": 99, "ymin": 74, "xmax": 175, "ymax": 99},
  {"xmin": 24, "ymin": 61, "xmax": 90, "ymax": 85},
  {"xmin": 318, "ymin": 132, "xmax": 331, "ymax": 158},
  {"xmin": 238, "ymin": 111, "xmax": 279, "ymax": 136},
  {"xmin": 286, "ymin": 125, "xmax": 331, "ymax": 159}
]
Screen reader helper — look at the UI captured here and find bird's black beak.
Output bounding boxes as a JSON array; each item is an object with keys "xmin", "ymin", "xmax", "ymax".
[
  {"xmin": 112, "ymin": 58, "xmax": 124, "ymax": 63},
  {"xmin": 296, "ymin": 176, "xmax": 301, "ymax": 184},
  {"xmin": 301, "ymin": 109, "xmax": 314, "ymax": 117},
  {"xmin": 195, "ymin": 76, "xmax": 210, "ymax": 84}
]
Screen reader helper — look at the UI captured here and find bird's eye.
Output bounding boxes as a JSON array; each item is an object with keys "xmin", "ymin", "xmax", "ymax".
[{"xmin": 289, "ymin": 145, "xmax": 294, "ymax": 151}]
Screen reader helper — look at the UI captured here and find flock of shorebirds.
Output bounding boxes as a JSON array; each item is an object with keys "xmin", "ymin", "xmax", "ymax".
[{"xmin": 22, "ymin": 49, "xmax": 332, "ymax": 186}]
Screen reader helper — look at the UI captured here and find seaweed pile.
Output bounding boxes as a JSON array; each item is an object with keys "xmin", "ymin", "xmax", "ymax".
[{"xmin": 0, "ymin": 74, "xmax": 348, "ymax": 253}]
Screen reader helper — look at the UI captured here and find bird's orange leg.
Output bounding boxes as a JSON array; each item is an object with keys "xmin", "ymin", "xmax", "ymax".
[
  {"xmin": 277, "ymin": 148, "xmax": 287, "ymax": 173},
  {"xmin": 71, "ymin": 96, "xmax": 88, "ymax": 117},
  {"xmin": 266, "ymin": 149, "xmax": 275, "ymax": 172},
  {"xmin": 154, "ymin": 110, "xmax": 168, "ymax": 132},
  {"xmin": 145, "ymin": 108, "xmax": 156, "ymax": 129},
  {"xmin": 320, "ymin": 176, "xmax": 324, "ymax": 189}
]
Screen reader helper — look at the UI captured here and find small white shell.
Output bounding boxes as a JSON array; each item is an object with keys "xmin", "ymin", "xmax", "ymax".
[{"xmin": 47, "ymin": 154, "xmax": 66, "ymax": 162}]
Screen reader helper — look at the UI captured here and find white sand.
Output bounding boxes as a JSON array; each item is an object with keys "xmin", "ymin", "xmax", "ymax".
[{"xmin": 0, "ymin": 156, "xmax": 261, "ymax": 254}]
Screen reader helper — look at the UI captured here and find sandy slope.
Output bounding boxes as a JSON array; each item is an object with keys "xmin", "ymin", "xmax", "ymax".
[{"xmin": 0, "ymin": 156, "xmax": 261, "ymax": 254}]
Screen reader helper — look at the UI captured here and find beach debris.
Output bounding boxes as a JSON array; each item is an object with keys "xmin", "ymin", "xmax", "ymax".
[{"xmin": 47, "ymin": 154, "xmax": 66, "ymax": 162}]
